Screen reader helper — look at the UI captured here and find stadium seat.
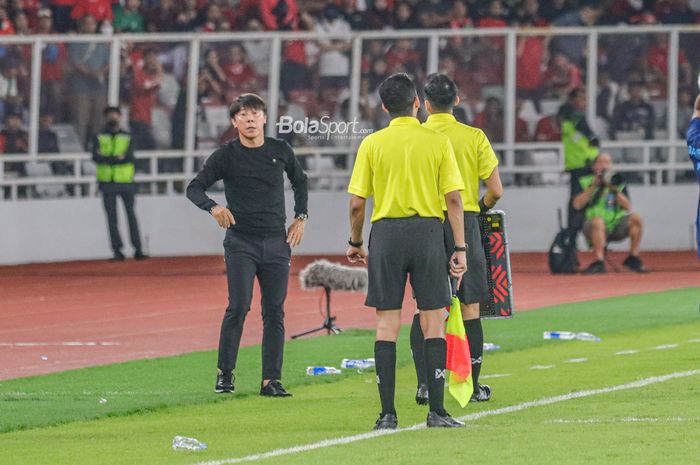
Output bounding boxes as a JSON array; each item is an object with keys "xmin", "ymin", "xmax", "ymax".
[{"xmin": 25, "ymin": 161, "xmax": 67, "ymax": 198}]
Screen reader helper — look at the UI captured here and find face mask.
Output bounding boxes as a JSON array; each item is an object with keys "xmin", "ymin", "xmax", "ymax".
[{"xmin": 107, "ymin": 120, "xmax": 120, "ymax": 129}]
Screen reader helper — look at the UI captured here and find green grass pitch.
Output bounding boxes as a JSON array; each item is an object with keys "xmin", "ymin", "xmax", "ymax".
[{"xmin": 1, "ymin": 287, "xmax": 699, "ymax": 465}]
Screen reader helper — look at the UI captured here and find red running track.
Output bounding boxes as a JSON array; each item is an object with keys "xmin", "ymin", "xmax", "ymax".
[{"xmin": 0, "ymin": 252, "xmax": 698, "ymax": 380}]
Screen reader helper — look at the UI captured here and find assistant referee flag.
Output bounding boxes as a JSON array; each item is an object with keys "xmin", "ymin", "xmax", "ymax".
[{"xmin": 446, "ymin": 291, "xmax": 474, "ymax": 407}]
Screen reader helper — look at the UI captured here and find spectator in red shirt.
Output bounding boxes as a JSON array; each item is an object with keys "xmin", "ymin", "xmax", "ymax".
[
  {"xmin": 646, "ymin": 32, "xmax": 692, "ymax": 88},
  {"xmin": 129, "ymin": 48, "xmax": 162, "ymax": 151},
  {"xmin": 515, "ymin": 0, "xmax": 549, "ymax": 26},
  {"xmin": 516, "ymin": 19, "xmax": 548, "ymax": 111},
  {"xmin": 534, "ymin": 113, "xmax": 562, "ymax": 142},
  {"xmin": 201, "ymin": 3, "xmax": 224, "ymax": 32},
  {"xmin": 239, "ymin": 0, "xmax": 299, "ymax": 31},
  {"xmin": 544, "ymin": 52, "xmax": 582, "ymax": 99},
  {"xmin": 36, "ymin": 9, "xmax": 66, "ymax": 118},
  {"xmin": 474, "ymin": 96, "xmax": 505, "ymax": 143},
  {"xmin": 223, "ymin": 44, "xmax": 256, "ymax": 93},
  {"xmin": 71, "ymin": 0, "xmax": 113, "ymax": 24},
  {"xmin": 0, "ymin": 7, "xmax": 16, "ymax": 34}
]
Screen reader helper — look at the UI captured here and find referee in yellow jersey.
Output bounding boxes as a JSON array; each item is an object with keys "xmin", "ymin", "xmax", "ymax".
[
  {"xmin": 410, "ymin": 73, "xmax": 504, "ymax": 405},
  {"xmin": 346, "ymin": 73, "xmax": 467, "ymax": 430}
]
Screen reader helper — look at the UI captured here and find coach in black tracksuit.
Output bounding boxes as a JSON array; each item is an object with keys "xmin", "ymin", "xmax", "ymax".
[{"xmin": 186, "ymin": 94, "xmax": 308, "ymax": 397}]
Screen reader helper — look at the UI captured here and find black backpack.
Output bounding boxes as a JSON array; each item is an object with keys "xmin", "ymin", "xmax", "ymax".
[{"xmin": 549, "ymin": 209, "xmax": 579, "ymax": 274}]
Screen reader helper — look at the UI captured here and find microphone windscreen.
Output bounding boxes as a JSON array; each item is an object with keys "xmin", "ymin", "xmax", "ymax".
[{"xmin": 299, "ymin": 259, "xmax": 368, "ymax": 292}]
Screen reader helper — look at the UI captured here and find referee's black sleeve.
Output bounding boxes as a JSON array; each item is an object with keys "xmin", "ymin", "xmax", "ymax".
[
  {"xmin": 284, "ymin": 142, "xmax": 308, "ymax": 216},
  {"xmin": 186, "ymin": 148, "xmax": 225, "ymax": 212}
]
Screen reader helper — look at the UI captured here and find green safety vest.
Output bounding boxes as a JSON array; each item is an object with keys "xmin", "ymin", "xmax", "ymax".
[
  {"xmin": 579, "ymin": 175, "xmax": 626, "ymax": 232},
  {"xmin": 561, "ymin": 120, "xmax": 599, "ymax": 171},
  {"xmin": 95, "ymin": 133, "xmax": 134, "ymax": 183}
]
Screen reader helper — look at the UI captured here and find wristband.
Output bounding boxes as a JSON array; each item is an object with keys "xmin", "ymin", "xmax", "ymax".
[
  {"xmin": 454, "ymin": 245, "xmax": 467, "ymax": 252},
  {"xmin": 478, "ymin": 197, "xmax": 490, "ymax": 213},
  {"xmin": 348, "ymin": 238, "xmax": 363, "ymax": 247}
]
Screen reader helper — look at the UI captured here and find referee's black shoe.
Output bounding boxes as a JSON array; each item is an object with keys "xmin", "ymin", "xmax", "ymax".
[
  {"xmin": 215, "ymin": 370, "xmax": 234, "ymax": 393},
  {"xmin": 415, "ymin": 384, "xmax": 429, "ymax": 405},
  {"xmin": 373, "ymin": 413, "xmax": 398, "ymax": 430},
  {"xmin": 260, "ymin": 380, "xmax": 292, "ymax": 397},
  {"xmin": 470, "ymin": 383, "xmax": 492, "ymax": 402},
  {"xmin": 427, "ymin": 411, "xmax": 465, "ymax": 428}
]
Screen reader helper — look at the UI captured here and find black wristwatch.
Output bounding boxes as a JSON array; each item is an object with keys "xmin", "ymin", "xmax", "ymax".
[
  {"xmin": 348, "ymin": 238, "xmax": 363, "ymax": 247},
  {"xmin": 454, "ymin": 245, "xmax": 468, "ymax": 252},
  {"xmin": 295, "ymin": 213, "xmax": 309, "ymax": 221}
]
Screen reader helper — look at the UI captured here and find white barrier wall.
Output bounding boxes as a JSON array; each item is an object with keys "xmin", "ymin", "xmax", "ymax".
[{"xmin": 1, "ymin": 185, "xmax": 697, "ymax": 265}]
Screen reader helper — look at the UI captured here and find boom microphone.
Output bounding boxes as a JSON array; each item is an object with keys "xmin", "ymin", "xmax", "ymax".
[{"xmin": 299, "ymin": 259, "xmax": 368, "ymax": 292}]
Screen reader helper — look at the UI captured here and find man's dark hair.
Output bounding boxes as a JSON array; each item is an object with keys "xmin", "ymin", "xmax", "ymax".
[
  {"xmin": 378, "ymin": 73, "xmax": 417, "ymax": 117},
  {"xmin": 103, "ymin": 105, "xmax": 121, "ymax": 116},
  {"xmin": 424, "ymin": 73, "xmax": 458, "ymax": 112},
  {"xmin": 229, "ymin": 93, "xmax": 267, "ymax": 118},
  {"xmin": 568, "ymin": 87, "xmax": 584, "ymax": 101}
]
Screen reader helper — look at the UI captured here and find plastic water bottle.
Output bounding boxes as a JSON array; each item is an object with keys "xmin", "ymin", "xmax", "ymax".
[
  {"xmin": 574, "ymin": 332, "xmax": 602, "ymax": 342},
  {"xmin": 543, "ymin": 331, "xmax": 576, "ymax": 340},
  {"xmin": 483, "ymin": 343, "xmax": 501, "ymax": 351},
  {"xmin": 340, "ymin": 358, "xmax": 375, "ymax": 369},
  {"xmin": 172, "ymin": 436, "xmax": 207, "ymax": 451},
  {"xmin": 306, "ymin": 366, "xmax": 342, "ymax": 376}
]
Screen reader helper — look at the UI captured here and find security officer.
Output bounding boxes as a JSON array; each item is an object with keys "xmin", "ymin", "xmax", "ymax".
[
  {"xmin": 92, "ymin": 106, "xmax": 146, "ymax": 261},
  {"xmin": 558, "ymin": 88, "xmax": 599, "ymax": 234},
  {"xmin": 347, "ymin": 73, "xmax": 467, "ymax": 430},
  {"xmin": 409, "ymin": 73, "xmax": 504, "ymax": 405}
]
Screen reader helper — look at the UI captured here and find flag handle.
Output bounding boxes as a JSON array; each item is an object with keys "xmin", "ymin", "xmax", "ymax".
[{"xmin": 450, "ymin": 278, "xmax": 458, "ymax": 297}]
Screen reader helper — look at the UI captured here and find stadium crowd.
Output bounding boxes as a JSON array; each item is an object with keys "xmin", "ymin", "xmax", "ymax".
[{"xmin": 0, "ymin": 0, "xmax": 698, "ymax": 186}]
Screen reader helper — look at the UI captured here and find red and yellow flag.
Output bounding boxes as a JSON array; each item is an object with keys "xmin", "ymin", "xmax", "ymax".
[{"xmin": 445, "ymin": 294, "xmax": 473, "ymax": 407}]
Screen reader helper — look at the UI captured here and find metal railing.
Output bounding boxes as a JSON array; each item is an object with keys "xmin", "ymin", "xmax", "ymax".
[{"xmin": 0, "ymin": 25, "xmax": 698, "ymax": 200}]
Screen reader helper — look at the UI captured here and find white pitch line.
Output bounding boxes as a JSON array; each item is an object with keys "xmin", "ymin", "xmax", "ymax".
[
  {"xmin": 687, "ymin": 339, "xmax": 700, "ymax": 343},
  {"xmin": 615, "ymin": 350, "xmax": 640, "ymax": 356},
  {"xmin": 547, "ymin": 417, "xmax": 697, "ymax": 425},
  {"xmin": 530, "ymin": 365, "xmax": 555, "ymax": 370},
  {"xmin": 480, "ymin": 374, "xmax": 512, "ymax": 379},
  {"xmin": 566, "ymin": 358, "xmax": 588, "ymax": 363},
  {"xmin": 188, "ymin": 368, "xmax": 700, "ymax": 465},
  {"xmin": 657, "ymin": 343, "xmax": 680, "ymax": 349},
  {"xmin": 0, "ymin": 342, "xmax": 120, "ymax": 347}
]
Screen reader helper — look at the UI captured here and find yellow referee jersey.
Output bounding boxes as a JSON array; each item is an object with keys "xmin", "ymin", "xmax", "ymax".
[
  {"xmin": 348, "ymin": 116, "xmax": 464, "ymax": 223},
  {"xmin": 423, "ymin": 113, "xmax": 499, "ymax": 212}
]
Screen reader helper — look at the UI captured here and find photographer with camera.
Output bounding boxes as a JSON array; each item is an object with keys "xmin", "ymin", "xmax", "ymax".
[{"xmin": 572, "ymin": 152, "xmax": 647, "ymax": 274}]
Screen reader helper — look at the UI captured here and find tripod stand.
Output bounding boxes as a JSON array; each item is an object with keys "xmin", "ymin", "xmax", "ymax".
[{"xmin": 292, "ymin": 286, "xmax": 342, "ymax": 339}]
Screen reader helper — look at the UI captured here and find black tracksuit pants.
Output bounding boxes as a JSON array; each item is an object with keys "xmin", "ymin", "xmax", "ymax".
[
  {"xmin": 101, "ymin": 183, "xmax": 142, "ymax": 254},
  {"xmin": 218, "ymin": 229, "xmax": 291, "ymax": 381}
]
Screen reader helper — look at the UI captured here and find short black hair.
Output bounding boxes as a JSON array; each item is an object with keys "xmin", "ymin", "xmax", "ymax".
[
  {"xmin": 229, "ymin": 93, "xmax": 267, "ymax": 118},
  {"xmin": 103, "ymin": 105, "xmax": 121, "ymax": 116},
  {"xmin": 424, "ymin": 73, "xmax": 458, "ymax": 112},
  {"xmin": 378, "ymin": 73, "xmax": 417, "ymax": 117},
  {"xmin": 568, "ymin": 87, "xmax": 584, "ymax": 100}
]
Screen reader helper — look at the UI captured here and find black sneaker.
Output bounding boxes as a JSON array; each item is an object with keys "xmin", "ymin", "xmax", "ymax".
[
  {"xmin": 260, "ymin": 379, "xmax": 292, "ymax": 397},
  {"xmin": 470, "ymin": 383, "xmax": 492, "ymax": 402},
  {"xmin": 134, "ymin": 251, "xmax": 149, "ymax": 260},
  {"xmin": 623, "ymin": 255, "xmax": 647, "ymax": 273},
  {"xmin": 373, "ymin": 412, "xmax": 398, "ymax": 430},
  {"xmin": 415, "ymin": 384, "xmax": 429, "ymax": 405},
  {"xmin": 582, "ymin": 260, "xmax": 606, "ymax": 275},
  {"xmin": 111, "ymin": 251, "xmax": 125, "ymax": 262},
  {"xmin": 215, "ymin": 371, "xmax": 234, "ymax": 393},
  {"xmin": 426, "ymin": 411, "xmax": 465, "ymax": 428}
]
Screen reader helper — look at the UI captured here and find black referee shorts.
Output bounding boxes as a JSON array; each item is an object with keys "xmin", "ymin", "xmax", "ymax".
[
  {"xmin": 443, "ymin": 212, "xmax": 490, "ymax": 305},
  {"xmin": 365, "ymin": 216, "xmax": 450, "ymax": 311}
]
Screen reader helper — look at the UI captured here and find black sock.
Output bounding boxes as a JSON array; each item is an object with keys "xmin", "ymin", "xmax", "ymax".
[
  {"xmin": 410, "ymin": 314, "xmax": 427, "ymax": 387},
  {"xmin": 374, "ymin": 340, "xmax": 396, "ymax": 416},
  {"xmin": 464, "ymin": 318, "xmax": 484, "ymax": 390},
  {"xmin": 424, "ymin": 337, "xmax": 447, "ymax": 415}
]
